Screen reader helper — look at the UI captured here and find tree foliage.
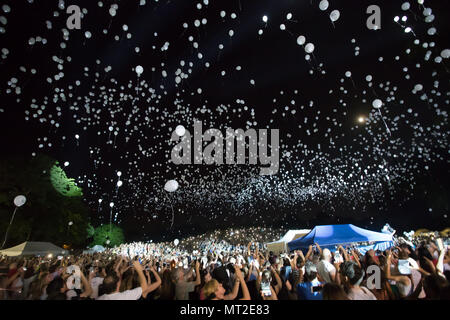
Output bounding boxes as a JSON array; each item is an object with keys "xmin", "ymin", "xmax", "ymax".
[
  {"xmin": 90, "ymin": 224, "xmax": 124, "ymax": 248},
  {"xmin": 0, "ymin": 154, "xmax": 90, "ymax": 248}
]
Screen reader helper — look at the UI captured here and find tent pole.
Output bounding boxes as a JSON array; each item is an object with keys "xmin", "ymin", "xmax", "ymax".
[{"xmin": 1, "ymin": 207, "xmax": 18, "ymax": 249}]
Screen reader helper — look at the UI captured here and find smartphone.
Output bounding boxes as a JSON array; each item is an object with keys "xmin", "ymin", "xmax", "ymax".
[
  {"xmin": 436, "ymin": 238, "xmax": 444, "ymax": 252},
  {"xmin": 312, "ymin": 286, "xmax": 323, "ymax": 293},
  {"xmin": 261, "ymin": 282, "xmax": 271, "ymax": 296}
]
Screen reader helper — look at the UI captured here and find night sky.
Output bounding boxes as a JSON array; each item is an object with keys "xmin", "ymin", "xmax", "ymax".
[{"xmin": 0, "ymin": 0, "xmax": 449, "ymax": 242}]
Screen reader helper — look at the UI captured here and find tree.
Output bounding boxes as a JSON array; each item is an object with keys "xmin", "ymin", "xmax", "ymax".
[
  {"xmin": 90, "ymin": 224, "xmax": 124, "ymax": 248},
  {"xmin": 0, "ymin": 154, "xmax": 90, "ymax": 248}
]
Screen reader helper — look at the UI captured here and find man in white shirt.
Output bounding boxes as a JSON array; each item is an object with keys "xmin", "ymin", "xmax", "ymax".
[
  {"xmin": 97, "ymin": 260, "xmax": 147, "ymax": 300},
  {"xmin": 317, "ymin": 248, "xmax": 337, "ymax": 283}
]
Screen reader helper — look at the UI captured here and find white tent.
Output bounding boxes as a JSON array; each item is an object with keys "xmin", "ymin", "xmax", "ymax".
[
  {"xmin": 266, "ymin": 230, "xmax": 311, "ymax": 254},
  {"xmin": 0, "ymin": 242, "xmax": 67, "ymax": 257}
]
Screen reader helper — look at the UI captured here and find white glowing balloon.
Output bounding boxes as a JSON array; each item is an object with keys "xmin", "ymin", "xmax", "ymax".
[
  {"xmin": 319, "ymin": 0, "xmax": 329, "ymax": 11},
  {"xmin": 117, "ymin": 171, "xmax": 122, "ymax": 177},
  {"xmin": 106, "ymin": 240, "xmax": 110, "ymax": 245},
  {"xmin": 305, "ymin": 43, "xmax": 315, "ymax": 53},
  {"xmin": 174, "ymin": 239, "xmax": 179, "ymax": 246},
  {"xmin": 175, "ymin": 125, "xmax": 186, "ymax": 136},
  {"xmin": 330, "ymin": 10, "xmax": 340, "ymax": 22},
  {"xmin": 117, "ymin": 180, "xmax": 123, "ymax": 187},
  {"xmin": 14, "ymin": 195, "xmax": 26, "ymax": 207},
  {"xmin": 85, "ymin": 31, "xmax": 92, "ymax": 39},
  {"xmin": 109, "ymin": 202, "xmax": 114, "ymax": 208},
  {"xmin": 401, "ymin": 2, "xmax": 410, "ymax": 11},
  {"xmin": 68, "ymin": 221, "xmax": 73, "ymax": 226},
  {"xmin": 414, "ymin": 84, "xmax": 423, "ymax": 91},
  {"xmin": 441, "ymin": 49, "xmax": 450, "ymax": 58},
  {"xmin": 345, "ymin": 71, "xmax": 352, "ymax": 77},
  {"xmin": 366, "ymin": 75, "xmax": 373, "ymax": 82},
  {"xmin": 135, "ymin": 65, "xmax": 144, "ymax": 75},
  {"xmin": 372, "ymin": 99, "xmax": 383, "ymax": 109},
  {"xmin": 164, "ymin": 180, "xmax": 179, "ymax": 192},
  {"xmin": 297, "ymin": 35, "xmax": 306, "ymax": 46},
  {"xmin": 262, "ymin": 15, "xmax": 268, "ymax": 23}
]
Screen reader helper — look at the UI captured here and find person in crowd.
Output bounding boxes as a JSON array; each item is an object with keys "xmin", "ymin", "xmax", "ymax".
[
  {"xmin": 97, "ymin": 260, "xmax": 147, "ymax": 300},
  {"xmin": 173, "ymin": 260, "xmax": 200, "ymax": 300},
  {"xmin": 340, "ymin": 260, "xmax": 377, "ymax": 300},
  {"xmin": 317, "ymin": 248, "xmax": 337, "ymax": 284},
  {"xmin": 297, "ymin": 261, "xmax": 324, "ymax": 300},
  {"xmin": 322, "ymin": 282, "xmax": 349, "ymax": 300},
  {"xmin": 204, "ymin": 265, "xmax": 250, "ymax": 300}
]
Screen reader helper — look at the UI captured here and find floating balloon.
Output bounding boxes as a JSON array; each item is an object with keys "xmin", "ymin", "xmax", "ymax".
[
  {"xmin": 14, "ymin": 195, "xmax": 26, "ymax": 207},
  {"xmin": 372, "ymin": 99, "xmax": 383, "ymax": 109},
  {"xmin": 174, "ymin": 239, "xmax": 179, "ymax": 246},
  {"xmin": 401, "ymin": 2, "xmax": 410, "ymax": 11},
  {"xmin": 164, "ymin": 180, "xmax": 179, "ymax": 193},
  {"xmin": 68, "ymin": 221, "xmax": 73, "ymax": 226},
  {"xmin": 319, "ymin": 0, "xmax": 329, "ymax": 11},
  {"xmin": 414, "ymin": 84, "xmax": 423, "ymax": 91},
  {"xmin": 305, "ymin": 43, "xmax": 315, "ymax": 54},
  {"xmin": 441, "ymin": 49, "xmax": 450, "ymax": 58},
  {"xmin": 297, "ymin": 35, "xmax": 306, "ymax": 46},
  {"xmin": 175, "ymin": 125, "xmax": 186, "ymax": 137},
  {"xmin": 135, "ymin": 65, "xmax": 143, "ymax": 75},
  {"xmin": 330, "ymin": 10, "xmax": 340, "ymax": 22},
  {"xmin": 345, "ymin": 71, "xmax": 352, "ymax": 77}
]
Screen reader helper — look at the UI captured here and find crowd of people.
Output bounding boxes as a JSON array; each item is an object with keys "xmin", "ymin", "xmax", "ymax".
[{"xmin": 1, "ymin": 231, "xmax": 449, "ymax": 300}]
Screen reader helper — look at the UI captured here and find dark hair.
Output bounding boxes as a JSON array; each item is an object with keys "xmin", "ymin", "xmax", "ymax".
[
  {"xmin": 100, "ymin": 273, "xmax": 120, "ymax": 295},
  {"xmin": 423, "ymin": 274, "xmax": 448, "ymax": 299},
  {"xmin": 322, "ymin": 283, "xmax": 349, "ymax": 300},
  {"xmin": 46, "ymin": 277, "xmax": 66, "ymax": 300},
  {"xmin": 341, "ymin": 261, "xmax": 364, "ymax": 286}
]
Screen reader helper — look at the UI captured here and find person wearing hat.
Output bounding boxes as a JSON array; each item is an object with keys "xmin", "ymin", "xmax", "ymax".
[{"xmin": 296, "ymin": 261, "xmax": 324, "ymax": 300}]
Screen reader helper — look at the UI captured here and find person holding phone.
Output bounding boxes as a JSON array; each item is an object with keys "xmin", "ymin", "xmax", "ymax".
[{"xmin": 296, "ymin": 261, "xmax": 324, "ymax": 300}]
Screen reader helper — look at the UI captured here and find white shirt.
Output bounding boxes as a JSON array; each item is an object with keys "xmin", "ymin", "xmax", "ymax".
[
  {"xmin": 97, "ymin": 287, "xmax": 142, "ymax": 300},
  {"xmin": 90, "ymin": 277, "xmax": 104, "ymax": 299},
  {"xmin": 317, "ymin": 260, "xmax": 336, "ymax": 283},
  {"xmin": 347, "ymin": 286, "xmax": 377, "ymax": 300}
]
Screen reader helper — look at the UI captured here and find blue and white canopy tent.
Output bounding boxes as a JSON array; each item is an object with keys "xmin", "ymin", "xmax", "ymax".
[{"xmin": 287, "ymin": 224, "xmax": 394, "ymax": 254}]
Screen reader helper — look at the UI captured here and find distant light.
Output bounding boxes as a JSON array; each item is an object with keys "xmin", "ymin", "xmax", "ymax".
[
  {"xmin": 98, "ymin": 199, "xmax": 102, "ymax": 203},
  {"xmin": 358, "ymin": 116, "xmax": 366, "ymax": 124},
  {"xmin": 47, "ymin": 254, "xmax": 53, "ymax": 258},
  {"xmin": 75, "ymin": 134, "xmax": 79, "ymax": 139}
]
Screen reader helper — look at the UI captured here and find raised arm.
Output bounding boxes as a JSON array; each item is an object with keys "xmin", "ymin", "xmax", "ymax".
[
  {"xmin": 305, "ymin": 245, "xmax": 314, "ymax": 261},
  {"xmin": 315, "ymin": 243, "xmax": 322, "ymax": 256},
  {"xmin": 224, "ymin": 277, "xmax": 240, "ymax": 300},
  {"xmin": 235, "ymin": 266, "xmax": 250, "ymax": 300},
  {"xmin": 270, "ymin": 266, "xmax": 282, "ymax": 295},
  {"xmin": 192, "ymin": 261, "xmax": 201, "ymax": 286},
  {"xmin": 79, "ymin": 269, "xmax": 93, "ymax": 298},
  {"xmin": 385, "ymin": 251, "xmax": 409, "ymax": 286},
  {"xmin": 142, "ymin": 267, "xmax": 162, "ymax": 299},
  {"xmin": 246, "ymin": 263, "xmax": 254, "ymax": 282},
  {"xmin": 132, "ymin": 260, "xmax": 148, "ymax": 294}
]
